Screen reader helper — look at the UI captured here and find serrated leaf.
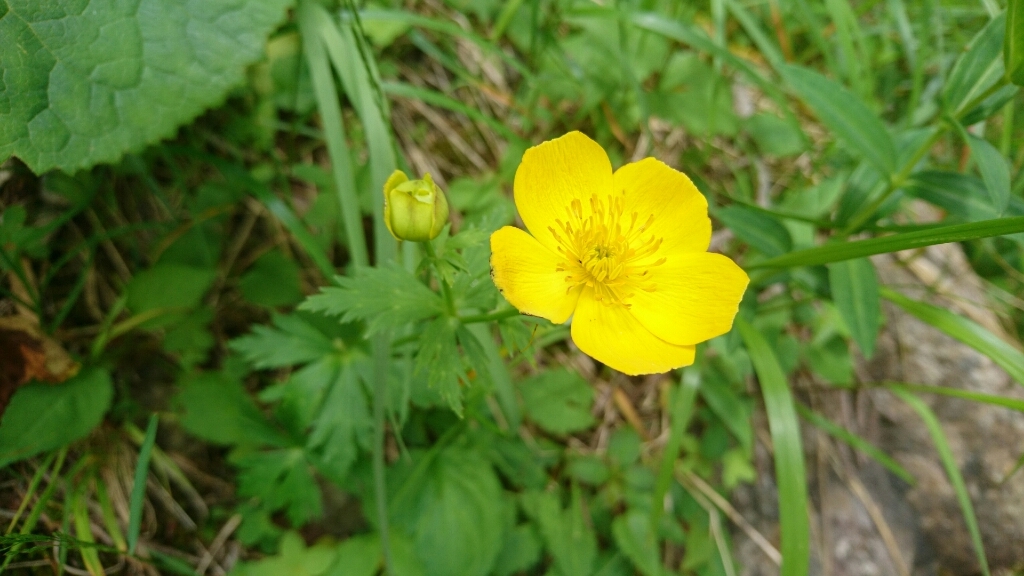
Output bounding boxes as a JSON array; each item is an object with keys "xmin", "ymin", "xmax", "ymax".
[
  {"xmin": 0, "ymin": 367, "xmax": 112, "ymax": 468},
  {"xmin": 779, "ymin": 64, "xmax": 896, "ymax": 176},
  {"xmin": 716, "ymin": 206, "xmax": 793, "ymax": 257},
  {"xmin": 230, "ymin": 313, "xmax": 338, "ymax": 370},
  {"xmin": 0, "ymin": 0, "xmax": 293, "ymax": 173},
  {"xmin": 176, "ymin": 371, "xmax": 287, "ymax": 447},
  {"xmin": 414, "ymin": 317, "xmax": 465, "ymax": 416},
  {"xmin": 234, "ymin": 448, "xmax": 323, "ymax": 526},
  {"xmin": 828, "ymin": 258, "xmax": 880, "ymax": 359},
  {"xmin": 307, "ymin": 362, "xmax": 372, "ymax": 483},
  {"xmin": 300, "ymin": 265, "xmax": 442, "ymax": 335},
  {"xmin": 1008, "ymin": 0, "xmax": 1024, "ymax": 85},
  {"xmin": 519, "ymin": 369, "xmax": 596, "ymax": 435},
  {"xmin": 944, "ymin": 14, "xmax": 1006, "ymax": 116},
  {"xmin": 0, "ymin": 0, "xmax": 294, "ymax": 172},
  {"xmin": 967, "ymin": 134, "xmax": 1011, "ymax": 214}
]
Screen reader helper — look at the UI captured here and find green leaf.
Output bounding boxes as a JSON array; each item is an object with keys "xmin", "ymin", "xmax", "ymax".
[
  {"xmin": 519, "ymin": 369, "xmax": 596, "ymax": 435},
  {"xmin": 828, "ymin": 258, "xmax": 880, "ymax": 359},
  {"xmin": 522, "ymin": 487, "xmax": 597, "ymax": 576},
  {"xmin": 795, "ymin": 403, "xmax": 914, "ymax": 484},
  {"xmin": 944, "ymin": 14, "xmax": 1006, "ymax": 116},
  {"xmin": 239, "ymin": 250, "xmax": 305, "ymax": 308},
  {"xmin": 492, "ymin": 524, "xmax": 542, "ymax": 576},
  {"xmin": 394, "ymin": 447, "xmax": 505, "ymax": 576},
  {"xmin": 300, "ymin": 265, "xmax": 442, "ymax": 335},
  {"xmin": 779, "ymin": 64, "xmax": 896, "ymax": 176},
  {"xmin": 234, "ymin": 448, "xmax": 323, "ymax": 526},
  {"xmin": 736, "ymin": 319, "xmax": 809, "ymax": 576},
  {"xmin": 414, "ymin": 317, "xmax": 465, "ymax": 415},
  {"xmin": 905, "ymin": 171, "xmax": 1002, "ymax": 221},
  {"xmin": 125, "ymin": 263, "xmax": 216, "ymax": 323},
  {"xmin": 611, "ymin": 510, "xmax": 663, "ymax": 576},
  {"xmin": 175, "ymin": 372, "xmax": 288, "ymax": 447},
  {"xmin": 230, "ymin": 313, "xmax": 340, "ymax": 370},
  {"xmin": 306, "ymin": 362, "xmax": 372, "ymax": 483},
  {"xmin": 748, "ymin": 216, "xmax": 1024, "ymax": 269},
  {"xmin": 716, "ymin": 206, "xmax": 792, "ymax": 257},
  {"xmin": 967, "ymin": 135, "xmax": 1011, "ymax": 214},
  {"xmin": 890, "ymin": 390, "xmax": 991, "ymax": 576},
  {"xmin": 0, "ymin": 367, "xmax": 112, "ymax": 468},
  {"xmin": 882, "ymin": 288, "xmax": 1024, "ymax": 386},
  {"xmin": 233, "ymin": 531, "xmax": 337, "ymax": 576},
  {"xmin": 0, "ymin": 0, "xmax": 293, "ymax": 173},
  {"xmin": 1008, "ymin": 0, "xmax": 1024, "ymax": 85},
  {"xmin": 326, "ymin": 535, "xmax": 380, "ymax": 576}
]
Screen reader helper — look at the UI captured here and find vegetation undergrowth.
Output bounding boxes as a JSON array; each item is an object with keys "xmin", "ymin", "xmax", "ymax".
[{"xmin": 1, "ymin": 0, "xmax": 1024, "ymax": 575}]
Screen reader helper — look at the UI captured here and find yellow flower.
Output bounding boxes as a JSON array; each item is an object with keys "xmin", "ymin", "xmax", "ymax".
[{"xmin": 489, "ymin": 132, "xmax": 749, "ymax": 375}]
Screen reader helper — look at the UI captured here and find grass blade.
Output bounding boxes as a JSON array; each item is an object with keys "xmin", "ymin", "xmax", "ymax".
[
  {"xmin": 298, "ymin": 1, "xmax": 369, "ymax": 269},
  {"xmin": 890, "ymin": 389, "xmax": 990, "ymax": 576},
  {"xmin": 128, "ymin": 414, "xmax": 158, "ymax": 555},
  {"xmin": 748, "ymin": 216, "xmax": 1024, "ymax": 269},
  {"xmin": 652, "ymin": 368, "xmax": 701, "ymax": 532},
  {"xmin": 1008, "ymin": 0, "xmax": 1024, "ymax": 85},
  {"xmin": 737, "ymin": 318, "xmax": 809, "ymax": 576},
  {"xmin": 882, "ymin": 288, "xmax": 1024, "ymax": 386},
  {"xmin": 779, "ymin": 64, "xmax": 896, "ymax": 176},
  {"xmin": 886, "ymin": 382, "xmax": 1024, "ymax": 412},
  {"xmin": 795, "ymin": 403, "xmax": 914, "ymax": 484},
  {"xmin": 381, "ymin": 81, "xmax": 520, "ymax": 142},
  {"xmin": 828, "ymin": 258, "xmax": 880, "ymax": 359},
  {"xmin": 318, "ymin": 5, "xmax": 398, "ymax": 263}
]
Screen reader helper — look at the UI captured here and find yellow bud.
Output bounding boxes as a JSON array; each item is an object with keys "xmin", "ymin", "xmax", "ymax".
[{"xmin": 383, "ymin": 170, "xmax": 449, "ymax": 242}]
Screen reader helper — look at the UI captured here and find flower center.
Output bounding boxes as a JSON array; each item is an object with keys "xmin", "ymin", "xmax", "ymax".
[{"xmin": 549, "ymin": 193, "xmax": 665, "ymax": 306}]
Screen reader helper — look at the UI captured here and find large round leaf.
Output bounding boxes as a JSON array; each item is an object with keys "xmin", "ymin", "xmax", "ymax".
[{"xmin": 0, "ymin": 0, "xmax": 292, "ymax": 173}]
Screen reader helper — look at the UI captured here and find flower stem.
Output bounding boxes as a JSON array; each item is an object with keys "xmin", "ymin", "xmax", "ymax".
[
  {"xmin": 424, "ymin": 240, "xmax": 457, "ymax": 317},
  {"xmin": 459, "ymin": 306, "xmax": 522, "ymax": 324}
]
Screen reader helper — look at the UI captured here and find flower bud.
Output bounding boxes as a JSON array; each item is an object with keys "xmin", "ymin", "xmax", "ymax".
[{"xmin": 383, "ymin": 170, "xmax": 449, "ymax": 242}]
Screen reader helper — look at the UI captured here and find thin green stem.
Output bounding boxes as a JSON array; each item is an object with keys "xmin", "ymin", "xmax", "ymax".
[
  {"xmin": 459, "ymin": 306, "xmax": 521, "ymax": 324},
  {"xmin": 424, "ymin": 241, "xmax": 457, "ymax": 317},
  {"xmin": 841, "ymin": 78, "xmax": 1010, "ymax": 235}
]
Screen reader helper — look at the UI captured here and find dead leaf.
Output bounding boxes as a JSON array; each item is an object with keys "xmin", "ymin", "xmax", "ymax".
[{"xmin": 0, "ymin": 316, "xmax": 79, "ymax": 418}]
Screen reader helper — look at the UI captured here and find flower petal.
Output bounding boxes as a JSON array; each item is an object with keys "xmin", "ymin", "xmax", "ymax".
[
  {"xmin": 571, "ymin": 289, "xmax": 696, "ymax": 375},
  {"xmin": 628, "ymin": 252, "xmax": 749, "ymax": 346},
  {"xmin": 490, "ymin": 226, "xmax": 582, "ymax": 324},
  {"xmin": 514, "ymin": 131, "xmax": 615, "ymax": 251},
  {"xmin": 614, "ymin": 158, "xmax": 711, "ymax": 255}
]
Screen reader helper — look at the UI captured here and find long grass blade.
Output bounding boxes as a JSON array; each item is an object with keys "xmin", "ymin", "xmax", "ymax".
[
  {"xmin": 128, "ymin": 414, "xmax": 158, "ymax": 555},
  {"xmin": 882, "ymin": 288, "xmax": 1024, "ymax": 386},
  {"xmin": 891, "ymin": 389, "xmax": 991, "ymax": 576},
  {"xmin": 886, "ymin": 382, "xmax": 1024, "ymax": 412},
  {"xmin": 652, "ymin": 368, "xmax": 701, "ymax": 532},
  {"xmin": 298, "ymin": 1, "xmax": 369, "ymax": 269},
  {"xmin": 737, "ymin": 319, "xmax": 809, "ymax": 576},
  {"xmin": 318, "ymin": 4, "xmax": 398, "ymax": 263},
  {"xmin": 748, "ymin": 217, "xmax": 1024, "ymax": 269},
  {"xmin": 795, "ymin": 403, "xmax": 914, "ymax": 484}
]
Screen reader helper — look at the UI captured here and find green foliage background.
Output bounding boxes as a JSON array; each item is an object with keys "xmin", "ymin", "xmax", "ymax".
[{"xmin": 1, "ymin": 0, "xmax": 1024, "ymax": 575}]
